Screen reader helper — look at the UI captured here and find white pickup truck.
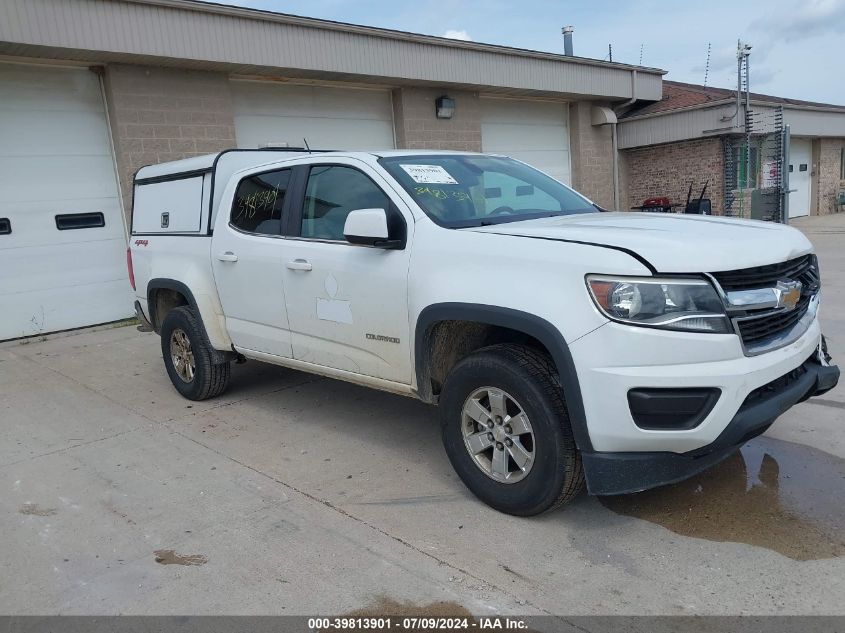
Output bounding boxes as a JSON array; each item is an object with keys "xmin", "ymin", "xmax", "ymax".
[{"xmin": 129, "ymin": 149, "xmax": 838, "ymax": 515}]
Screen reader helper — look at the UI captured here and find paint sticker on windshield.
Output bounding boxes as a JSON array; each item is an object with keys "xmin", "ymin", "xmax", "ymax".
[{"xmin": 399, "ymin": 164, "xmax": 458, "ymax": 184}]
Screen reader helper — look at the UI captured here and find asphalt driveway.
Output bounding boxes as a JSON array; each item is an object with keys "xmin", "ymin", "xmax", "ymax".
[{"xmin": 2, "ymin": 214, "xmax": 844, "ymax": 616}]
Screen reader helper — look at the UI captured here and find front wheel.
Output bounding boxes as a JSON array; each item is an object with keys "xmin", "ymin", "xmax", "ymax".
[
  {"xmin": 160, "ymin": 306, "xmax": 230, "ymax": 401},
  {"xmin": 440, "ymin": 344, "xmax": 584, "ymax": 515}
]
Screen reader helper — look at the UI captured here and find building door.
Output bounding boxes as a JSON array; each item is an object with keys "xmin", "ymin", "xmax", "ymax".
[
  {"xmin": 0, "ymin": 63, "xmax": 130, "ymax": 341},
  {"xmin": 789, "ymin": 139, "xmax": 812, "ymax": 218},
  {"xmin": 231, "ymin": 81, "xmax": 395, "ymax": 150},
  {"xmin": 480, "ymin": 98, "xmax": 571, "ymax": 185}
]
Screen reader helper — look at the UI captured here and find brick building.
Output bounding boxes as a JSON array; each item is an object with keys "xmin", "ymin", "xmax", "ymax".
[{"xmin": 618, "ymin": 81, "xmax": 845, "ymax": 218}]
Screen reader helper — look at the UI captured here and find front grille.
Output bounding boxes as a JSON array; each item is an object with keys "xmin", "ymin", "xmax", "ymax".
[
  {"xmin": 711, "ymin": 254, "xmax": 819, "ymax": 291},
  {"xmin": 736, "ymin": 294, "xmax": 812, "ymax": 344},
  {"xmin": 711, "ymin": 255, "xmax": 819, "ymax": 349}
]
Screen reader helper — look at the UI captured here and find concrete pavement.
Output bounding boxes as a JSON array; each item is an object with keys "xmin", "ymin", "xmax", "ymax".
[{"xmin": 1, "ymin": 214, "xmax": 844, "ymax": 615}]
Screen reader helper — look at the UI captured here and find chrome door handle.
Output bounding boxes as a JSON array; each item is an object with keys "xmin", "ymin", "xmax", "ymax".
[
  {"xmin": 216, "ymin": 251, "xmax": 238, "ymax": 262},
  {"xmin": 286, "ymin": 259, "xmax": 313, "ymax": 271}
]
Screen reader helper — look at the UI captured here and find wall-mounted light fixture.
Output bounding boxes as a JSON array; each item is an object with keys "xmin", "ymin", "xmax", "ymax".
[{"xmin": 435, "ymin": 95, "xmax": 455, "ymax": 119}]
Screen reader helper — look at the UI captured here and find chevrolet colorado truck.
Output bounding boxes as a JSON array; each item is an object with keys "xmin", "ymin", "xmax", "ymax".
[{"xmin": 128, "ymin": 149, "xmax": 839, "ymax": 515}]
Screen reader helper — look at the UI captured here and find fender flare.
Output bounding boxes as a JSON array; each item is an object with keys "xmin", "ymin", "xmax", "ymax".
[
  {"xmin": 146, "ymin": 278, "xmax": 199, "ymax": 331},
  {"xmin": 414, "ymin": 303, "xmax": 593, "ymax": 453},
  {"xmin": 146, "ymin": 278, "xmax": 234, "ymax": 364}
]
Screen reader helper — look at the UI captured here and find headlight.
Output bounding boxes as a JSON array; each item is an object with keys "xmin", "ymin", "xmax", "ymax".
[{"xmin": 586, "ymin": 275, "xmax": 731, "ymax": 333}]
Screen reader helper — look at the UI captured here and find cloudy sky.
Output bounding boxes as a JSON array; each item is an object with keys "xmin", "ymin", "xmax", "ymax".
[{"xmin": 207, "ymin": 0, "xmax": 844, "ymax": 104}]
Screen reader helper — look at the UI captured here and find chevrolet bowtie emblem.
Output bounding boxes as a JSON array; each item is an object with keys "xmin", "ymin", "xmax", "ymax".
[{"xmin": 775, "ymin": 280, "xmax": 803, "ymax": 311}]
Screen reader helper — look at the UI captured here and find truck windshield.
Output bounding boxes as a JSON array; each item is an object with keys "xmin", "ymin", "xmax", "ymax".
[{"xmin": 379, "ymin": 155, "xmax": 597, "ymax": 228}]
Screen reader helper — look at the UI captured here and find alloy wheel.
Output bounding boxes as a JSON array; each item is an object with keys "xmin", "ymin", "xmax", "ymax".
[{"xmin": 460, "ymin": 386, "xmax": 535, "ymax": 483}]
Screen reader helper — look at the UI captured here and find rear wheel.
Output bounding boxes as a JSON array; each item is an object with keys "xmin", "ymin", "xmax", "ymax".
[
  {"xmin": 160, "ymin": 306, "xmax": 230, "ymax": 401},
  {"xmin": 440, "ymin": 344, "xmax": 584, "ymax": 515}
]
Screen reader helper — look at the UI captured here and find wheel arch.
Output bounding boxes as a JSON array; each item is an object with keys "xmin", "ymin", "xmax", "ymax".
[
  {"xmin": 146, "ymin": 278, "xmax": 197, "ymax": 332},
  {"xmin": 414, "ymin": 303, "xmax": 593, "ymax": 452},
  {"xmin": 147, "ymin": 278, "xmax": 235, "ymax": 364}
]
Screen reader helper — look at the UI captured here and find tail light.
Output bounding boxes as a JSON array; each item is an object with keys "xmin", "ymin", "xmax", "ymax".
[{"xmin": 126, "ymin": 247, "xmax": 136, "ymax": 291}]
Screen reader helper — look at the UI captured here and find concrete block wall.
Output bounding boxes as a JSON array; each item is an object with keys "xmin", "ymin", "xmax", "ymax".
[
  {"xmin": 103, "ymin": 64, "xmax": 236, "ymax": 217},
  {"xmin": 392, "ymin": 88, "xmax": 482, "ymax": 152},
  {"xmin": 568, "ymin": 102, "xmax": 615, "ymax": 209},
  {"xmin": 622, "ymin": 138, "xmax": 724, "ymax": 214},
  {"xmin": 816, "ymin": 138, "xmax": 845, "ymax": 215}
]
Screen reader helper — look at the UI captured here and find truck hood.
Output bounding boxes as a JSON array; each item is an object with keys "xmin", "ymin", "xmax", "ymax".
[{"xmin": 465, "ymin": 212, "xmax": 813, "ymax": 273}]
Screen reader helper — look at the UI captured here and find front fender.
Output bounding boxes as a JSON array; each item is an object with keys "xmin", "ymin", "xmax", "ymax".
[{"xmin": 414, "ymin": 302, "xmax": 594, "ymax": 452}]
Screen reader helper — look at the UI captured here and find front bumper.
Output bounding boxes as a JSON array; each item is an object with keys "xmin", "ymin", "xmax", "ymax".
[
  {"xmin": 583, "ymin": 352, "xmax": 839, "ymax": 495},
  {"xmin": 569, "ymin": 312, "xmax": 839, "ymax": 495}
]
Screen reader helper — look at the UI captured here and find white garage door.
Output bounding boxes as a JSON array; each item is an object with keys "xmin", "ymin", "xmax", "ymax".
[
  {"xmin": 481, "ymin": 98, "xmax": 571, "ymax": 185},
  {"xmin": 0, "ymin": 63, "xmax": 131, "ymax": 341},
  {"xmin": 232, "ymin": 81, "xmax": 395, "ymax": 151}
]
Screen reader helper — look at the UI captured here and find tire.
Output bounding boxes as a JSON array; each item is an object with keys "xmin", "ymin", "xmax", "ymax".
[
  {"xmin": 439, "ymin": 344, "xmax": 584, "ymax": 516},
  {"xmin": 160, "ymin": 306, "xmax": 230, "ymax": 401}
]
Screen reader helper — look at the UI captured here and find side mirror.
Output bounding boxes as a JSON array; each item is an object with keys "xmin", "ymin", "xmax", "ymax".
[{"xmin": 343, "ymin": 208, "xmax": 402, "ymax": 248}]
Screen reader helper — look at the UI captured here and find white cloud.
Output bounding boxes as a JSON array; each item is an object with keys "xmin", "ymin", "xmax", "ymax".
[
  {"xmin": 443, "ymin": 29, "xmax": 472, "ymax": 41},
  {"xmin": 751, "ymin": 0, "xmax": 845, "ymax": 41}
]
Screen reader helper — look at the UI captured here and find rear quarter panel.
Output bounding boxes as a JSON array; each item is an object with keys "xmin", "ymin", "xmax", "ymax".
[{"xmin": 130, "ymin": 235, "xmax": 231, "ymax": 350}]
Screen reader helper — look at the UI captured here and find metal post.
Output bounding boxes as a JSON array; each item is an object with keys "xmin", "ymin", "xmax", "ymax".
[
  {"xmin": 782, "ymin": 124, "xmax": 791, "ymax": 224},
  {"xmin": 611, "ymin": 122, "xmax": 620, "ymax": 209}
]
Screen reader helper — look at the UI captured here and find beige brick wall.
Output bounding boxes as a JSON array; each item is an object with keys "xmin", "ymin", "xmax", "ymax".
[
  {"xmin": 103, "ymin": 64, "xmax": 236, "ymax": 217},
  {"xmin": 816, "ymin": 138, "xmax": 845, "ymax": 215},
  {"xmin": 622, "ymin": 138, "xmax": 724, "ymax": 214},
  {"xmin": 392, "ymin": 87, "xmax": 482, "ymax": 151},
  {"xmin": 568, "ymin": 102, "xmax": 615, "ymax": 208}
]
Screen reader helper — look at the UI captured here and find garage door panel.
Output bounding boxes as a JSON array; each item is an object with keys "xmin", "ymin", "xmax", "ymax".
[
  {"xmin": 0, "ymin": 279, "xmax": 132, "ymax": 340},
  {"xmin": 0, "ymin": 64, "xmax": 130, "ymax": 340},
  {"xmin": 0, "ymin": 156, "xmax": 121, "ymax": 203},
  {"xmin": 0, "ymin": 65, "xmax": 105, "ymax": 112},
  {"xmin": 481, "ymin": 98, "xmax": 571, "ymax": 185},
  {"xmin": 481, "ymin": 98, "xmax": 569, "ymax": 125},
  {"xmin": 232, "ymin": 81, "xmax": 394, "ymax": 150},
  {"xmin": 505, "ymin": 151, "xmax": 572, "ymax": 181},
  {"xmin": 0, "ymin": 200, "xmax": 123, "ymax": 248},
  {"xmin": 235, "ymin": 115, "xmax": 395, "ymax": 152},
  {"xmin": 0, "ymin": 110, "xmax": 112, "ymax": 157},
  {"xmin": 233, "ymin": 82, "xmax": 393, "ymax": 119},
  {"xmin": 0, "ymin": 237, "xmax": 128, "ymax": 295},
  {"xmin": 481, "ymin": 123, "xmax": 572, "ymax": 152}
]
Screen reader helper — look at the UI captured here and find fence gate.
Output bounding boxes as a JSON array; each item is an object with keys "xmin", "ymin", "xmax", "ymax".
[{"xmin": 723, "ymin": 106, "xmax": 787, "ymax": 222}]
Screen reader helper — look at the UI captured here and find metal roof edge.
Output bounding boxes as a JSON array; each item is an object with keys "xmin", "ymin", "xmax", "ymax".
[
  {"xmin": 621, "ymin": 98, "xmax": 845, "ymax": 122},
  {"xmin": 123, "ymin": 0, "xmax": 666, "ymax": 75}
]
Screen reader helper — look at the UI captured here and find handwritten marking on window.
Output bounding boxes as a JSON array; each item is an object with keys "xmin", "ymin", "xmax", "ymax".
[
  {"xmin": 234, "ymin": 187, "xmax": 279, "ymax": 222},
  {"xmin": 414, "ymin": 186, "xmax": 470, "ymax": 201}
]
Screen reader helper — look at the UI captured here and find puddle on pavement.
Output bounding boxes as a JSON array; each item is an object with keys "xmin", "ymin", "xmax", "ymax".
[
  {"xmin": 599, "ymin": 437, "xmax": 845, "ymax": 560},
  {"xmin": 19, "ymin": 503, "xmax": 57, "ymax": 516},
  {"xmin": 153, "ymin": 549, "xmax": 208, "ymax": 566}
]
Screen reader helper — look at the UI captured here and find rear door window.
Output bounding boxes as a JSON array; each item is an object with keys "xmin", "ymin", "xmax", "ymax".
[{"xmin": 231, "ymin": 169, "xmax": 292, "ymax": 235}]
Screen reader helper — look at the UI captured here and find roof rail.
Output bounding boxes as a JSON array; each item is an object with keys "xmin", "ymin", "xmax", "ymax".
[{"xmin": 254, "ymin": 146, "xmax": 339, "ymax": 152}]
